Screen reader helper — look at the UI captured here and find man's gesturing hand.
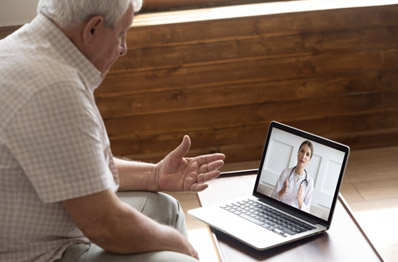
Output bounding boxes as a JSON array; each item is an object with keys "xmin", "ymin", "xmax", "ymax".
[{"xmin": 155, "ymin": 135, "xmax": 225, "ymax": 192}]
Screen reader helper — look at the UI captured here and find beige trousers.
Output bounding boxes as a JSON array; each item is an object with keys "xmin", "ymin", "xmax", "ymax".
[{"xmin": 60, "ymin": 191, "xmax": 198, "ymax": 262}]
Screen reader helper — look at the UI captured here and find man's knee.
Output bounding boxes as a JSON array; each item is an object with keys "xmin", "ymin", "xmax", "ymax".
[
  {"xmin": 62, "ymin": 243, "xmax": 200, "ymax": 262},
  {"xmin": 141, "ymin": 192, "xmax": 184, "ymax": 227},
  {"xmin": 117, "ymin": 191, "xmax": 185, "ymax": 230}
]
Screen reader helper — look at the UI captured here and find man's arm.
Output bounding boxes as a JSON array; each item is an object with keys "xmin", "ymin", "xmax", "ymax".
[
  {"xmin": 115, "ymin": 158, "xmax": 158, "ymax": 192},
  {"xmin": 63, "ymin": 189, "xmax": 198, "ymax": 258}
]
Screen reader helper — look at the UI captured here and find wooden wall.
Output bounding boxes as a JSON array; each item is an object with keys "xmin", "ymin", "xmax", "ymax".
[
  {"xmin": 2, "ymin": 4, "xmax": 398, "ymax": 165},
  {"xmin": 98, "ymin": 4, "xmax": 398, "ymax": 164},
  {"xmin": 0, "ymin": 25, "xmax": 19, "ymax": 39},
  {"xmin": 141, "ymin": 0, "xmax": 283, "ymax": 12}
]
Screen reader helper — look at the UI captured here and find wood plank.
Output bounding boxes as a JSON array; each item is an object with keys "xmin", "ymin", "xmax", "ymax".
[
  {"xmin": 114, "ymin": 129, "xmax": 398, "ymax": 165},
  {"xmin": 98, "ymin": 49, "xmax": 397, "ymax": 95},
  {"xmin": 346, "ymin": 197, "xmax": 398, "ymax": 212},
  {"xmin": 340, "ymin": 183, "xmax": 364, "ymax": 203},
  {"xmin": 0, "ymin": 25, "xmax": 20, "ymax": 40},
  {"xmin": 129, "ymin": 4, "xmax": 398, "ymax": 46},
  {"xmin": 141, "ymin": 0, "xmax": 277, "ymax": 12},
  {"xmin": 346, "ymin": 198, "xmax": 398, "ymax": 262},
  {"xmin": 96, "ymin": 71, "xmax": 398, "ymax": 118},
  {"xmin": 336, "ymin": 128, "xmax": 398, "ymax": 151},
  {"xmin": 103, "ymin": 92, "xmax": 398, "ymax": 138},
  {"xmin": 108, "ymin": 109, "xmax": 398, "ymax": 151},
  {"xmin": 115, "ymin": 26, "xmax": 398, "ymax": 71},
  {"xmin": 344, "ymin": 147, "xmax": 398, "ymax": 183},
  {"xmin": 216, "ymin": 129, "xmax": 398, "ymax": 164},
  {"xmin": 109, "ymin": 113, "xmax": 398, "ymax": 164},
  {"xmin": 354, "ymin": 178, "xmax": 398, "ymax": 201},
  {"xmin": 108, "ymin": 110, "xmax": 398, "ymax": 148},
  {"xmin": 96, "ymin": 72, "xmax": 398, "ymax": 119},
  {"xmin": 283, "ymin": 111, "xmax": 398, "ymax": 140}
]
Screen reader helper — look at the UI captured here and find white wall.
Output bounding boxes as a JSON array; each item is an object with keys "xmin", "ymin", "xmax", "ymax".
[{"xmin": 0, "ymin": 0, "xmax": 39, "ymax": 26}]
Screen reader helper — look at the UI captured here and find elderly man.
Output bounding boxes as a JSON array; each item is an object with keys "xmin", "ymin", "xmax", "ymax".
[{"xmin": 0, "ymin": 0, "xmax": 225, "ymax": 261}]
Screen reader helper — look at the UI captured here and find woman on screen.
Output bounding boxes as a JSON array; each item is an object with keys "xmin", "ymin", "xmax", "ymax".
[{"xmin": 271, "ymin": 140, "xmax": 314, "ymax": 212}]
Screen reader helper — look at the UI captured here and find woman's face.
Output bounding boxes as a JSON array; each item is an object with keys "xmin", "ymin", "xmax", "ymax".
[{"xmin": 297, "ymin": 144, "xmax": 312, "ymax": 169}]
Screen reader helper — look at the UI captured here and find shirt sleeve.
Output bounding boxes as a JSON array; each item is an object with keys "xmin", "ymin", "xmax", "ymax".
[
  {"xmin": 5, "ymin": 81, "xmax": 116, "ymax": 203},
  {"xmin": 271, "ymin": 168, "xmax": 288, "ymax": 200}
]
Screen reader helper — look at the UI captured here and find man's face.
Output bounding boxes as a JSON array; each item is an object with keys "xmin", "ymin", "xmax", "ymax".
[{"xmin": 90, "ymin": 2, "xmax": 134, "ymax": 78}]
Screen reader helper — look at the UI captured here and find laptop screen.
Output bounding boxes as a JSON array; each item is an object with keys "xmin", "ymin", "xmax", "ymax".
[{"xmin": 254, "ymin": 121, "xmax": 350, "ymax": 223}]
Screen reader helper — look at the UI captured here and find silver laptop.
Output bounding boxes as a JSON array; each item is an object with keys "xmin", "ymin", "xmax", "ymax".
[{"xmin": 189, "ymin": 121, "xmax": 350, "ymax": 251}]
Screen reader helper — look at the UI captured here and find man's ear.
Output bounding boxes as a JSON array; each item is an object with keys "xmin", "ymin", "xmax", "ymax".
[{"xmin": 82, "ymin": 16, "xmax": 104, "ymax": 45}]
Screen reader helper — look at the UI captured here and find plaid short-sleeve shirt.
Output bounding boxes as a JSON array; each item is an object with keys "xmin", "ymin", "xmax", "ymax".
[{"xmin": 0, "ymin": 14, "xmax": 119, "ymax": 261}]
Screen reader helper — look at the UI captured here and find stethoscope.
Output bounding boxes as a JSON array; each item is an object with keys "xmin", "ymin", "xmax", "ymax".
[{"xmin": 288, "ymin": 166, "xmax": 308, "ymax": 187}]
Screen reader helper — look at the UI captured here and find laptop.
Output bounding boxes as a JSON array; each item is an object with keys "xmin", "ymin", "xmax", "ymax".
[{"xmin": 188, "ymin": 121, "xmax": 350, "ymax": 251}]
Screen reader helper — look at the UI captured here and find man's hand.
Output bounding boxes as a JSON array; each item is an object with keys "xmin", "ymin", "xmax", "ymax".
[{"xmin": 155, "ymin": 135, "xmax": 225, "ymax": 192}]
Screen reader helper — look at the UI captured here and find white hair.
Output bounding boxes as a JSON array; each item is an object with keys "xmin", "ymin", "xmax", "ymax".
[{"xmin": 37, "ymin": 0, "xmax": 143, "ymax": 28}]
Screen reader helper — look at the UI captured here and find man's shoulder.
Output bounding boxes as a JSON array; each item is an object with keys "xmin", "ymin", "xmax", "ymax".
[
  {"xmin": 0, "ymin": 20, "xmax": 82, "ymax": 90},
  {"xmin": 0, "ymin": 47, "xmax": 86, "ymax": 130},
  {"xmin": 1, "ymin": 44, "xmax": 82, "ymax": 92},
  {"xmin": 1, "ymin": 15, "xmax": 100, "ymax": 97}
]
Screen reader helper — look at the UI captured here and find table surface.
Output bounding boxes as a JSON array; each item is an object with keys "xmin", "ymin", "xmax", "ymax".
[{"xmin": 197, "ymin": 170, "xmax": 384, "ymax": 262}]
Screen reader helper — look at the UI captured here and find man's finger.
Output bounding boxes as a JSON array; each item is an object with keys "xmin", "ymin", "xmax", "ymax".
[
  {"xmin": 170, "ymin": 135, "xmax": 191, "ymax": 159},
  {"xmin": 197, "ymin": 170, "xmax": 221, "ymax": 183},
  {"xmin": 196, "ymin": 153, "xmax": 225, "ymax": 166},
  {"xmin": 198, "ymin": 160, "xmax": 224, "ymax": 173},
  {"xmin": 190, "ymin": 183, "xmax": 208, "ymax": 192}
]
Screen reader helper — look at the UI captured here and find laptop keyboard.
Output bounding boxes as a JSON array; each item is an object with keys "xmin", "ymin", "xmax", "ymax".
[{"xmin": 221, "ymin": 199, "xmax": 316, "ymax": 237}]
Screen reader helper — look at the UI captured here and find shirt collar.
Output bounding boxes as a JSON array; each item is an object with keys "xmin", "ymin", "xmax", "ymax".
[{"xmin": 29, "ymin": 14, "xmax": 103, "ymax": 93}]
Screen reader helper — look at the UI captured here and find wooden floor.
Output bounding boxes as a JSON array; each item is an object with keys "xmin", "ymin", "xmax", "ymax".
[
  {"xmin": 168, "ymin": 146, "xmax": 398, "ymax": 262},
  {"xmin": 340, "ymin": 146, "xmax": 398, "ymax": 262}
]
